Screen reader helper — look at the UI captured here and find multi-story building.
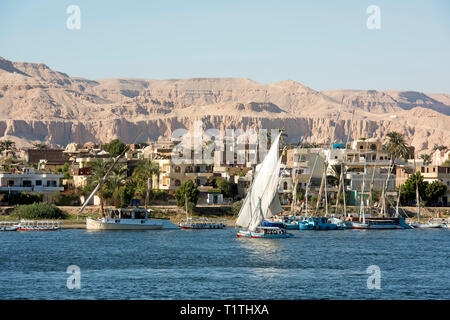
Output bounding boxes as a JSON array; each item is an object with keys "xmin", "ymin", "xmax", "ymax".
[
  {"xmin": 0, "ymin": 167, "xmax": 63, "ymax": 194},
  {"xmin": 431, "ymin": 148, "xmax": 450, "ymax": 166},
  {"xmin": 396, "ymin": 163, "xmax": 450, "ymax": 205}
]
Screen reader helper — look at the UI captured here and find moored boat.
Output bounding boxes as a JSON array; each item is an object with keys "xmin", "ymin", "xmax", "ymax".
[
  {"xmin": 237, "ymin": 226, "xmax": 293, "ymax": 238},
  {"xmin": 350, "ymin": 217, "xmax": 411, "ymax": 229},
  {"xmin": 86, "ymin": 208, "xmax": 179, "ymax": 230},
  {"xmin": 179, "ymin": 217, "xmax": 226, "ymax": 229},
  {"xmin": 0, "ymin": 221, "xmax": 19, "ymax": 231},
  {"xmin": 410, "ymin": 222, "xmax": 442, "ymax": 229},
  {"xmin": 178, "ymin": 193, "xmax": 226, "ymax": 229},
  {"xmin": 299, "ymin": 217, "xmax": 344, "ymax": 230},
  {"xmin": 17, "ymin": 220, "xmax": 61, "ymax": 231}
]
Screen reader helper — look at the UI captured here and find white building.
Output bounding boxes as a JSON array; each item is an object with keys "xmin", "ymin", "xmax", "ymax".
[{"xmin": 0, "ymin": 168, "xmax": 64, "ymax": 194}]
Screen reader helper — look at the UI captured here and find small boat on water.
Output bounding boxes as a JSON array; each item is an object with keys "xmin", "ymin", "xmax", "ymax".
[
  {"xmin": 179, "ymin": 194, "xmax": 226, "ymax": 229},
  {"xmin": 284, "ymin": 217, "xmax": 304, "ymax": 230},
  {"xmin": 350, "ymin": 217, "xmax": 411, "ymax": 229},
  {"xmin": 17, "ymin": 220, "xmax": 61, "ymax": 231},
  {"xmin": 0, "ymin": 221, "xmax": 19, "ymax": 231},
  {"xmin": 411, "ymin": 222, "xmax": 442, "ymax": 229},
  {"xmin": 237, "ymin": 226, "xmax": 293, "ymax": 238},
  {"xmin": 86, "ymin": 208, "xmax": 179, "ymax": 230},
  {"xmin": 299, "ymin": 217, "xmax": 344, "ymax": 230},
  {"xmin": 179, "ymin": 217, "xmax": 226, "ymax": 229}
]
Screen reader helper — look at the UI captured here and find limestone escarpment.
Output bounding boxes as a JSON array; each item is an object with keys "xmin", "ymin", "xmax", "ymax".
[{"xmin": 0, "ymin": 57, "xmax": 448, "ymax": 153}]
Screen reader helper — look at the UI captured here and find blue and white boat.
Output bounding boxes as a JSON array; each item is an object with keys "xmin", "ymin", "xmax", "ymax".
[
  {"xmin": 298, "ymin": 217, "xmax": 344, "ymax": 230},
  {"xmin": 235, "ymin": 133, "xmax": 294, "ymax": 239}
]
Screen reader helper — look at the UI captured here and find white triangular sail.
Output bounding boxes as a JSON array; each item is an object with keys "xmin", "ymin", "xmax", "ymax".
[{"xmin": 236, "ymin": 133, "xmax": 282, "ymax": 232}]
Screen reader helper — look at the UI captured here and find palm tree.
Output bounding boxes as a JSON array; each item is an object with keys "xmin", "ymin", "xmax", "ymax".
[
  {"xmin": 1, "ymin": 139, "xmax": 16, "ymax": 158},
  {"xmin": 385, "ymin": 131, "xmax": 409, "ymax": 162},
  {"xmin": 106, "ymin": 164, "xmax": 128, "ymax": 208},
  {"xmin": 381, "ymin": 131, "xmax": 409, "ymax": 215},
  {"xmin": 88, "ymin": 159, "xmax": 111, "ymax": 217},
  {"xmin": 420, "ymin": 154, "xmax": 432, "ymax": 165},
  {"xmin": 328, "ymin": 164, "xmax": 342, "ymax": 186},
  {"xmin": 131, "ymin": 159, "xmax": 160, "ymax": 209}
]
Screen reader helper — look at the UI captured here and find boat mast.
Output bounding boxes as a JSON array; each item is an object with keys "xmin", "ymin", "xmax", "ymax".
[
  {"xmin": 395, "ymin": 184, "xmax": 402, "ymax": 218},
  {"xmin": 305, "ymin": 153, "xmax": 319, "ymax": 217},
  {"xmin": 359, "ymin": 140, "xmax": 369, "ymax": 224},
  {"xmin": 413, "ymin": 155, "xmax": 420, "ymax": 223},
  {"xmin": 185, "ymin": 193, "xmax": 189, "ymax": 221},
  {"xmin": 314, "ymin": 162, "xmax": 327, "ymax": 216},
  {"xmin": 368, "ymin": 163, "xmax": 376, "ymax": 215},
  {"xmin": 288, "ymin": 131, "xmax": 309, "ymax": 216},
  {"xmin": 324, "ymin": 167, "xmax": 329, "ymax": 217},
  {"xmin": 335, "ymin": 98, "xmax": 356, "ymax": 218}
]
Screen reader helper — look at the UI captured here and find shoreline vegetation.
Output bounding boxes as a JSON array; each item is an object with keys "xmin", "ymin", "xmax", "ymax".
[{"xmin": 1, "ymin": 205, "xmax": 449, "ymax": 229}]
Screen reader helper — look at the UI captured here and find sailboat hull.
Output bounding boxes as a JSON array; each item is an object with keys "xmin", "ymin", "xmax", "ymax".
[
  {"xmin": 411, "ymin": 223, "xmax": 442, "ymax": 229},
  {"xmin": 237, "ymin": 229, "xmax": 294, "ymax": 238},
  {"xmin": 285, "ymin": 223, "xmax": 300, "ymax": 230},
  {"xmin": 86, "ymin": 217, "xmax": 179, "ymax": 230},
  {"xmin": 352, "ymin": 222, "xmax": 405, "ymax": 230}
]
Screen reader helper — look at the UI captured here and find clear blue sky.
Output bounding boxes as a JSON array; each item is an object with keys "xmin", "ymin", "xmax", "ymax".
[{"xmin": 1, "ymin": 0, "xmax": 449, "ymax": 92}]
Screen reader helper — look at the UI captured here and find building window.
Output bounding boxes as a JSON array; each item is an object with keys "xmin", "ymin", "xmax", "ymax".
[
  {"xmin": 174, "ymin": 166, "xmax": 181, "ymax": 173},
  {"xmin": 175, "ymin": 179, "xmax": 181, "ymax": 187},
  {"xmin": 283, "ymin": 181, "xmax": 288, "ymax": 190},
  {"xmin": 46, "ymin": 180, "xmax": 57, "ymax": 187}
]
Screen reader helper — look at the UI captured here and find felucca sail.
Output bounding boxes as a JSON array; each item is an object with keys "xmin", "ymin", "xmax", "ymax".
[{"xmin": 236, "ymin": 133, "xmax": 283, "ymax": 232}]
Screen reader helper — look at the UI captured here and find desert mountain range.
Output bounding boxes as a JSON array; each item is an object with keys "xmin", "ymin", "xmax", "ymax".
[{"xmin": 0, "ymin": 57, "xmax": 449, "ymax": 154}]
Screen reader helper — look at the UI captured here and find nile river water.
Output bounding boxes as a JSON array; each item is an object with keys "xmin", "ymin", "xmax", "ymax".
[{"xmin": 0, "ymin": 228, "xmax": 449, "ymax": 299}]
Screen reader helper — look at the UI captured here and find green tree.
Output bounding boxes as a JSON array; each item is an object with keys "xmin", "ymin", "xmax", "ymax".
[
  {"xmin": 105, "ymin": 164, "xmax": 128, "ymax": 208},
  {"xmin": 119, "ymin": 185, "xmax": 135, "ymax": 207},
  {"xmin": 424, "ymin": 181, "xmax": 447, "ymax": 204},
  {"xmin": 296, "ymin": 186, "xmax": 305, "ymax": 202},
  {"xmin": 400, "ymin": 172, "xmax": 428, "ymax": 205},
  {"xmin": 385, "ymin": 131, "xmax": 409, "ymax": 161},
  {"xmin": 328, "ymin": 164, "xmax": 341, "ymax": 186},
  {"xmin": 33, "ymin": 142, "xmax": 48, "ymax": 149},
  {"xmin": 102, "ymin": 139, "xmax": 126, "ymax": 157},
  {"xmin": 215, "ymin": 177, "xmax": 234, "ymax": 198},
  {"xmin": 86, "ymin": 159, "xmax": 111, "ymax": 216},
  {"xmin": 130, "ymin": 159, "xmax": 160, "ymax": 209},
  {"xmin": 0, "ymin": 139, "xmax": 16, "ymax": 157},
  {"xmin": 432, "ymin": 144, "xmax": 447, "ymax": 152},
  {"xmin": 420, "ymin": 154, "xmax": 432, "ymax": 165},
  {"xmin": 175, "ymin": 180, "xmax": 199, "ymax": 213}
]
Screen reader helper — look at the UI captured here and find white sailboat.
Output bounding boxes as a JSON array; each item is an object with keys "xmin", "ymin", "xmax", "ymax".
[{"xmin": 235, "ymin": 133, "xmax": 293, "ymax": 238}]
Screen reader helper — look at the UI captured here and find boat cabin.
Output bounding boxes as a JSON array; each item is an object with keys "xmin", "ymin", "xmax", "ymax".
[{"xmin": 105, "ymin": 208, "xmax": 149, "ymax": 220}]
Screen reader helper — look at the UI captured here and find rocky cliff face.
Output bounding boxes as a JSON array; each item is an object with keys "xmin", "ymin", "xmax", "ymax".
[{"xmin": 0, "ymin": 57, "xmax": 448, "ymax": 153}]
